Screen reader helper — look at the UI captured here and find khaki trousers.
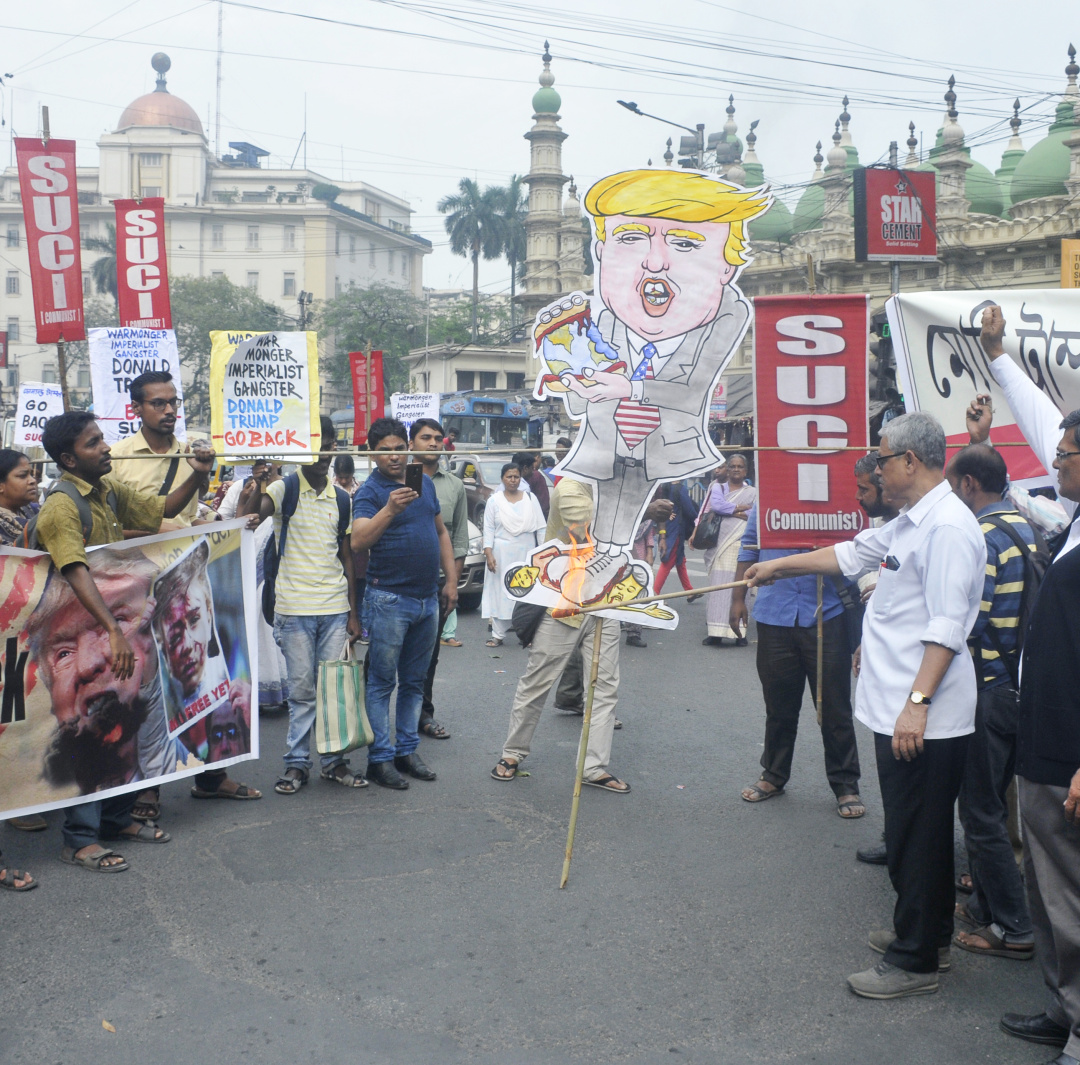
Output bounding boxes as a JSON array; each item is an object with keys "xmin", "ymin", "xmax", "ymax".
[{"xmin": 502, "ymin": 614, "xmax": 620, "ymax": 781}]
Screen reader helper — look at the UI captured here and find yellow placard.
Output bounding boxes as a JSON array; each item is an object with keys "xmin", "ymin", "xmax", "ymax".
[
  {"xmin": 1062, "ymin": 239, "xmax": 1080, "ymax": 289},
  {"xmin": 209, "ymin": 330, "xmax": 321, "ymax": 458}
]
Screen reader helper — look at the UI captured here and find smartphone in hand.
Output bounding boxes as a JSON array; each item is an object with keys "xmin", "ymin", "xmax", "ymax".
[{"xmin": 404, "ymin": 463, "xmax": 424, "ymax": 494}]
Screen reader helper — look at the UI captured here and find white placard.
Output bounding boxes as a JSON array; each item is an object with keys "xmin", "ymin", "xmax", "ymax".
[
  {"xmin": 391, "ymin": 392, "xmax": 440, "ymax": 435},
  {"xmin": 88, "ymin": 328, "xmax": 186, "ymax": 444},
  {"xmin": 13, "ymin": 382, "xmax": 64, "ymax": 449}
]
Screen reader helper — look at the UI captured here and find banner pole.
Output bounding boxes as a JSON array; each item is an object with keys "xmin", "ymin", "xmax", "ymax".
[
  {"xmin": 560, "ymin": 618, "xmax": 604, "ymax": 889},
  {"xmin": 815, "ymin": 574, "xmax": 824, "ymax": 727},
  {"xmin": 57, "ymin": 337, "xmax": 71, "ymax": 412},
  {"xmin": 365, "ymin": 339, "xmax": 373, "ymax": 437}
]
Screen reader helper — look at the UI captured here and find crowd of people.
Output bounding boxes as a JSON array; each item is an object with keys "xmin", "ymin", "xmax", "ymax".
[{"xmin": 0, "ymin": 306, "xmax": 1078, "ymax": 1062}]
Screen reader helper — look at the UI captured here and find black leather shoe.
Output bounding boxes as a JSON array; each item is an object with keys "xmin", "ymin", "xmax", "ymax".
[
  {"xmin": 1000, "ymin": 1012, "xmax": 1070, "ymax": 1047},
  {"xmin": 394, "ymin": 754, "xmax": 436, "ymax": 781},
  {"xmin": 366, "ymin": 761, "xmax": 409, "ymax": 790},
  {"xmin": 857, "ymin": 842, "xmax": 888, "ymax": 865}
]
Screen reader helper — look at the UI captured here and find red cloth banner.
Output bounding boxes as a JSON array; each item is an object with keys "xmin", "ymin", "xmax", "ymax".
[
  {"xmin": 349, "ymin": 351, "xmax": 384, "ymax": 446},
  {"xmin": 0, "ymin": 332, "xmax": 7, "ymax": 369},
  {"xmin": 114, "ymin": 198, "xmax": 172, "ymax": 329},
  {"xmin": 15, "ymin": 138, "xmax": 85, "ymax": 344},
  {"xmin": 853, "ymin": 168, "xmax": 937, "ymax": 262},
  {"xmin": 754, "ymin": 294, "xmax": 870, "ymax": 549}
]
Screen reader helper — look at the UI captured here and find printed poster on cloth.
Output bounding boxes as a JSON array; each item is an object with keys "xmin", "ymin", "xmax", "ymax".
[
  {"xmin": 0, "ymin": 520, "xmax": 258, "ymax": 822},
  {"xmin": 14, "ymin": 137, "xmax": 85, "ymax": 343},
  {"xmin": 89, "ymin": 327, "xmax": 186, "ymax": 443},
  {"xmin": 113, "ymin": 198, "xmax": 172, "ymax": 330},
  {"xmin": 887, "ymin": 289, "xmax": 1080, "ymax": 486},
  {"xmin": 754, "ymin": 294, "xmax": 869, "ymax": 550},
  {"xmin": 349, "ymin": 350, "xmax": 384, "ymax": 445},
  {"xmin": 209, "ymin": 331, "xmax": 320, "ymax": 458},
  {"xmin": 391, "ymin": 392, "xmax": 439, "ymax": 435},
  {"xmin": 13, "ymin": 381, "xmax": 65, "ymax": 449}
]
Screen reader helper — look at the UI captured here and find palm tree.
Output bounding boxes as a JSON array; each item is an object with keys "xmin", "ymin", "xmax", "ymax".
[
  {"xmin": 84, "ymin": 223, "xmax": 117, "ymax": 300},
  {"xmin": 499, "ymin": 175, "xmax": 528, "ymax": 327},
  {"xmin": 438, "ymin": 178, "xmax": 506, "ymax": 342}
]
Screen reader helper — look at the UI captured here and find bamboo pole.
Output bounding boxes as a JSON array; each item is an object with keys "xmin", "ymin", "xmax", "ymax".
[
  {"xmin": 560, "ymin": 617, "xmax": 605, "ymax": 889},
  {"xmin": 815, "ymin": 575, "xmax": 824, "ymax": 727},
  {"xmin": 569, "ymin": 579, "xmax": 749, "ymax": 617}
]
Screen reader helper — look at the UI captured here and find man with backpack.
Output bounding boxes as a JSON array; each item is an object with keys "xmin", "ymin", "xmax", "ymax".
[
  {"xmin": 35, "ymin": 410, "xmax": 215, "ymax": 872},
  {"xmin": 243, "ymin": 416, "xmax": 362, "ymax": 795},
  {"xmin": 946, "ymin": 443, "xmax": 1040, "ymax": 961}
]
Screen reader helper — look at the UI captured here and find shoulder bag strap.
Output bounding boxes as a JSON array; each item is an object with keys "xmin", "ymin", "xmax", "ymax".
[
  {"xmin": 277, "ymin": 473, "xmax": 301, "ymax": 560},
  {"xmin": 158, "ymin": 456, "xmax": 181, "ymax": 496}
]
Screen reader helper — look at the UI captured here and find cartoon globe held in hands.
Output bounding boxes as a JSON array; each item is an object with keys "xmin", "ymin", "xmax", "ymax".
[{"xmin": 533, "ymin": 294, "xmax": 626, "ymax": 394}]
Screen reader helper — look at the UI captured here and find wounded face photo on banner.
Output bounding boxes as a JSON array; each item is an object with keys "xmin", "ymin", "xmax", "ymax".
[{"xmin": 152, "ymin": 539, "xmax": 239, "ymax": 738}]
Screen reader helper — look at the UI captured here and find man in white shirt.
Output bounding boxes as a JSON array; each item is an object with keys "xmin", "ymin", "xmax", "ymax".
[
  {"xmin": 747, "ymin": 411, "xmax": 986, "ymax": 1000},
  {"xmin": 980, "ymin": 306, "xmax": 1080, "ymax": 1065}
]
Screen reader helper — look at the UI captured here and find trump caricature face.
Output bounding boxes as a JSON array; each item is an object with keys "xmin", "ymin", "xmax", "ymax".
[
  {"xmin": 595, "ymin": 215, "xmax": 737, "ymax": 342},
  {"xmin": 158, "ymin": 579, "xmax": 215, "ymax": 699}
]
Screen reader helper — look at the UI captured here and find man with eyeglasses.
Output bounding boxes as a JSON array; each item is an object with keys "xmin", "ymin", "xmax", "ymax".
[
  {"xmin": 980, "ymin": 306, "xmax": 1080, "ymax": 1065},
  {"xmin": 111, "ymin": 370, "xmax": 262, "ymax": 815},
  {"xmin": 746, "ymin": 410, "xmax": 986, "ymax": 1001}
]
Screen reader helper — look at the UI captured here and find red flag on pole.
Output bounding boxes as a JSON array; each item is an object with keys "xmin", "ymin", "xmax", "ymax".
[
  {"xmin": 14, "ymin": 137, "xmax": 85, "ymax": 344},
  {"xmin": 114, "ymin": 198, "xmax": 172, "ymax": 329},
  {"xmin": 349, "ymin": 350, "xmax": 384, "ymax": 446}
]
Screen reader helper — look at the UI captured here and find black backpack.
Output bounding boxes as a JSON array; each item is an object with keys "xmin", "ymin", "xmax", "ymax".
[
  {"xmin": 980, "ymin": 513, "xmax": 1051, "ymax": 688},
  {"xmin": 261, "ymin": 473, "xmax": 351, "ymax": 624},
  {"xmin": 21, "ymin": 480, "xmax": 119, "ymax": 550}
]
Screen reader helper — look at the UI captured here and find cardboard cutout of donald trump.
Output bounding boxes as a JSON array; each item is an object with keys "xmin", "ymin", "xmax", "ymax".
[{"xmin": 506, "ymin": 169, "xmax": 771, "ymax": 623}]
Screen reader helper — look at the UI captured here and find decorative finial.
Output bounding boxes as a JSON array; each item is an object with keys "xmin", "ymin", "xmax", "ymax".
[
  {"xmin": 543, "ymin": 40, "xmax": 552, "ymax": 64},
  {"xmin": 833, "ymin": 119, "xmax": 841, "ymax": 145},
  {"xmin": 1068, "ymin": 43, "xmax": 1079, "ymax": 78},
  {"xmin": 945, "ymin": 74, "xmax": 957, "ymax": 118},
  {"xmin": 151, "ymin": 52, "xmax": 170, "ymax": 92},
  {"xmin": 840, "ymin": 95, "xmax": 851, "ymax": 125},
  {"xmin": 538, "ymin": 42, "xmax": 555, "ymax": 89},
  {"xmin": 813, "ymin": 141, "xmax": 823, "ymax": 166},
  {"xmin": 746, "ymin": 119, "xmax": 758, "ymax": 150},
  {"xmin": 907, "ymin": 120, "xmax": 917, "ymax": 150},
  {"xmin": 664, "ymin": 137, "xmax": 673, "ymax": 167},
  {"xmin": 1011, "ymin": 98, "xmax": 1022, "ymax": 136},
  {"xmin": 723, "ymin": 94, "xmax": 738, "ymax": 140},
  {"xmin": 827, "ymin": 121, "xmax": 846, "ymax": 168}
]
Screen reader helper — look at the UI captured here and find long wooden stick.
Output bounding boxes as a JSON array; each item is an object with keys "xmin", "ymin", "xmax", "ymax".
[
  {"xmin": 815, "ymin": 574, "xmax": 824, "ymax": 727},
  {"xmin": 570, "ymin": 579, "xmax": 750, "ymax": 617},
  {"xmin": 560, "ymin": 618, "xmax": 605, "ymax": 889}
]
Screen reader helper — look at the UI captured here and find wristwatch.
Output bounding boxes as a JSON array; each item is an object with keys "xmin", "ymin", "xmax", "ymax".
[{"xmin": 909, "ymin": 690, "xmax": 932, "ymax": 707}]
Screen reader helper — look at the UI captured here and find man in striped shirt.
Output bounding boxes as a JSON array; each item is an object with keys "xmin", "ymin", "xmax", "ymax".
[{"xmin": 947, "ymin": 444, "xmax": 1036, "ymax": 960}]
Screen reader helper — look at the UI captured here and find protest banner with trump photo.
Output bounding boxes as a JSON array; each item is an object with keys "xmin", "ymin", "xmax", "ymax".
[{"xmin": 0, "ymin": 520, "xmax": 257, "ymax": 820}]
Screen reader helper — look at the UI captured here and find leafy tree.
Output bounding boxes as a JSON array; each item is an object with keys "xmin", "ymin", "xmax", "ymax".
[
  {"xmin": 84, "ymin": 223, "xmax": 118, "ymax": 300},
  {"xmin": 438, "ymin": 178, "xmax": 507, "ymax": 342},
  {"xmin": 499, "ymin": 175, "xmax": 528, "ymax": 323},
  {"xmin": 168, "ymin": 275, "xmax": 283, "ymax": 425}
]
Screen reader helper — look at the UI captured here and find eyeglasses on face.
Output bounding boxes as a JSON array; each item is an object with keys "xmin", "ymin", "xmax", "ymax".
[
  {"xmin": 875, "ymin": 451, "xmax": 907, "ymax": 469},
  {"xmin": 143, "ymin": 397, "xmax": 182, "ymax": 411},
  {"xmin": 1055, "ymin": 449, "xmax": 1080, "ymax": 463}
]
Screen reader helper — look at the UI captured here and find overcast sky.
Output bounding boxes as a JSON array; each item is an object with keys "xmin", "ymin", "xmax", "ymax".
[{"xmin": 3, "ymin": 0, "xmax": 1076, "ymax": 296}]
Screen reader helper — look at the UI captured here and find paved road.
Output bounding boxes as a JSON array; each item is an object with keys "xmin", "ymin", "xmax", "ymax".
[{"xmin": 2, "ymin": 578, "xmax": 1049, "ymax": 1064}]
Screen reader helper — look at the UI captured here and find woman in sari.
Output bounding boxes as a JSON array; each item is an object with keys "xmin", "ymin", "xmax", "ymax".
[
  {"xmin": 701, "ymin": 454, "xmax": 755, "ymax": 647},
  {"xmin": 482, "ymin": 463, "xmax": 546, "ymax": 647}
]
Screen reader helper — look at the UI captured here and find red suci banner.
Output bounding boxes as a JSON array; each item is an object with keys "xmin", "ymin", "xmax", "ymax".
[
  {"xmin": 349, "ymin": 351, "xmax": 384, "ymax": 446},
  {"xmin": 853, "ymin": 167, "xmax": 937, "ymax": 263},
  {"xmin": 754, "ymin": 294, "xmax": 870, "ymax": 549},
  {"xmin": 15, "ymin": 138, "xmax": 85, "ymax": 344},
  {"xmin": 114, "ymin": 198, "xmax": 172, "ymax": 329}
]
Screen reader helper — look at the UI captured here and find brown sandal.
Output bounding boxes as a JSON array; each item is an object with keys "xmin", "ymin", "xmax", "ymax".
[
  {"xmin": 491, "ymin": 758, "xmax": 519, "ymax": 781},
  {"xmin": 954, "ymin": 925, "xmax": 1034, "ymax": 960},
  {"xmin": 741, "ymin": 780, "xmax": 784, "ymax": 803}
]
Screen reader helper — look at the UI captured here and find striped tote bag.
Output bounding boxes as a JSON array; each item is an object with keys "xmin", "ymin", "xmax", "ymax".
[{"xmin": 315, "ymin": 640, "xmax": 374, "ymax": 754}]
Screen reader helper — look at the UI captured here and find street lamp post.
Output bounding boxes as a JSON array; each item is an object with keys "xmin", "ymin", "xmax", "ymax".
[{"xmin": 617, "ymin": 100, "xmax": 705, "ymax": 168}]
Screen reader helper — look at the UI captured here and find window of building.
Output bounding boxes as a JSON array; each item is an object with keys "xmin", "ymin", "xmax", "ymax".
[
  {"xmin": 369, "ymin": 243, "xmax": 376, "ymax": 267},
  {"xmin": 283, "ymin": 272, "xmax": 296, "ymax": 297},
  {"xmin": 247, "ymin": 225, "xmax": 260, "ymax": 250},
  {"xmin": 77, "ymin": 369, "xmax": 91, "ymax": 388},
  {"xmin": 506, "ymin": 372, "xmax": 526, "ymax": 389},
  {"xmin": 284, "ymin": 225, "xmax": 296, "ymax": 251},
  {"xmin": 456, "ymin": 370, "xmax": 475, "ymax": 391},
  {"xmin": 6, "ymin": 318, "xmax": 19, "ymax": 342},
  {"xmin": 994, "ymin": 258, "xmax": 1014, "ymax": 274},
  {"xmin": 335, "ymin": 276, "xmax": 342, "ymax": 297},
  {"xmin": 80, "ymin": 223, "xmax": 90, "ymax": 246},
  {"xmin": 478, "ymin": 371, "xmax": 498, "ymax": 390},
  {"xmin": 388, "ymin": 250, "xmax": 395, "ymax": 274},
  {"xmin": 1022, "ymin": 254, "xmax": 1046, "ymax": 271},
  {"xmin": 42, "ymin": 368, "xmax": 57, "ymax": 384},
  {"xmin": 83, "ymin": 272, "xmax": 92, "ymax": 297},
  {"xmin": 6, "ymin": 369, "xmax": 17, "ymax": 388},
  {"xmin": 211, "ymin": 224, "xmax": 224, "ymax": 249},
  {"xmin": 140, "ymin": 186, "xmax": 161, "ymax": 199},
  {"xmin": 348, "ymin": 235, "xmax": 356, "ymax": 262},
  {"xmin": 335, "ymin": 231, "xmax": 341, "ymax": 256},
  {"xmin": 922, "ymin": 265, "xmax": 940, "ymax": 280},
  {"xmin": 5, "ymin": 225, "xmax": 18, "ymax": 248},
  {"xmin": 967, "ymin": 261, "xmax": 985, "ymax": 275},
  {"xmin": 246, "ymin": 271, "xmax": 259, "ymax": 290},
  {"xmin": 211, "ymin": 271, "xmax": 225, "ymax": 280},
  {"xmin": 139, "ymin": 153, "xmax": 163, "ymax": 166},
  {"xmin": 5, "ymin": 272, "xmax": 19, "ymax": 296}
]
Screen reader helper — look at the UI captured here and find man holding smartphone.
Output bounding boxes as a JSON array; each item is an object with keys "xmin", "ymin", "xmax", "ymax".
[{"xmin": 352, "ymin": 417, "xmax": 459, "ymax": 789}]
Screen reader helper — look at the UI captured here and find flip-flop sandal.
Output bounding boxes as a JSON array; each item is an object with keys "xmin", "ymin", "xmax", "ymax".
[
  {"xmin": 191, "ymin": 782, "xmax": 261, "ymax": 800},
  {"xmin": 60, "ymin": 846, "xmax": 129, "ymax": 873},
  {"xmin": 421, "ymin": 719, "xmax": 451, "ymax": 740},
  {"xmin": 837, "ymin": 797, "xmax": 866, "ymax": 819},
  {"xmin": 491, "ymin": 758, "xmax": 519, "ymax": 781},
  {"xmin": 131, "ymin": 800, "xmax": 161, "ymax": 822},
  {"xmin": 320, "ymin": 765, "xmax": 368, "ymax": 788},
  {"xmin": 115, "ymin": 823, "xmax": 171, "ymax": 844},
  {"xmin": 741, "ymin": 782, "xmax": 784, "ymax": 803},
  {"xmin": 954, "ymin": 902, "xmax": 981, "ymax": 928},
  {"xmin": 485, "ymin": 639, "xmax": 503, "ymax": 647},
  {"xmin": 954, "ymin": 925, "xmax": 1034, "ymax": 960},
  {"xmin": 955, "ymin": 873, "xmax": 973, "ymax": 894},
  {"xmin": 0, "ymin": 867, "xmax": 37, "ymax": 891},
  {"xmin": 274, "ymin": 769, "xmax": 309, "ymax": 795},
  {"xmin": 582, "ymin": 774, "xmax": 631, "ymax": 794},
  {"xmin": 440, "ymin": 638, "xmax": 463, "ymax": 647}
]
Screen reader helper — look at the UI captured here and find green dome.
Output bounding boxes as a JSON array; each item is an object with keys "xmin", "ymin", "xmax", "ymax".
[
  {"xmin": 919, "ymin": 130, "xmax": 1006, "ymax": 217},
  {"xmin": 793, "ymin": 181, "xmax": 825, "ymax": 233},
  {"xmin": 996, "ymin": 147, "xmax": 1025, "ymax": 184},
  {"xmin": 1009, "ymin": 99, "xmax": 1079, "ymax": 205},
  {"xmin": 749, "ymin": 199, "xmax": 794, "ymax": 245},
  {"xmin": 532, "ymin": 86, "xmax": 561, "ymax": 114}
]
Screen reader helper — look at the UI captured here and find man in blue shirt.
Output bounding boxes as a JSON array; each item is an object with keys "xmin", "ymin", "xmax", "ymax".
[
  {"xmin": 352, "ymin": 418, "xmax": 459, "ymax": 789},
  {"xmin": 729, "ymin": 506, "xmax": 863, "ymax": 818}
]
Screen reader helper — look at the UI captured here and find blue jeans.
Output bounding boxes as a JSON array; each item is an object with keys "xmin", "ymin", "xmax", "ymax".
[
  {"xmin": 364, "ymin": 587, "xmax": 438, "ymax": 764},
  {"xmin": 274, "ymin": 612, "xmax": 350, "ymax": 774},
  {"xmin": 61, "ymin": 795, "xmax": 136, "ymax": 851}
]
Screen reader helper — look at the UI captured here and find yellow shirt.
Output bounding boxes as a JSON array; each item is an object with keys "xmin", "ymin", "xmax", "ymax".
[
  {"xmin": 35, "ymin": 472, "xmax": 165, "ymax": 571},
  {"xmin": 109, "ymin": 429, "xmax": 199, "ymax": 530},
  {"xmin": 545, "ymin": 477, "xmax": 595, "ymax": 628},
  {"xmin": 267, "ymin": 469, "xmax": 349, "ymax": 617}
]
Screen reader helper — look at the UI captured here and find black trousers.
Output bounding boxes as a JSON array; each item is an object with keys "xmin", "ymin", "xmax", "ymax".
[
  {"xmin": 756, "ymin": 617, "xmax": 859, "ymax": 796},
  {"xmin": 876, "ymin": 732, "xmax": 969, "ymax": 973}
]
